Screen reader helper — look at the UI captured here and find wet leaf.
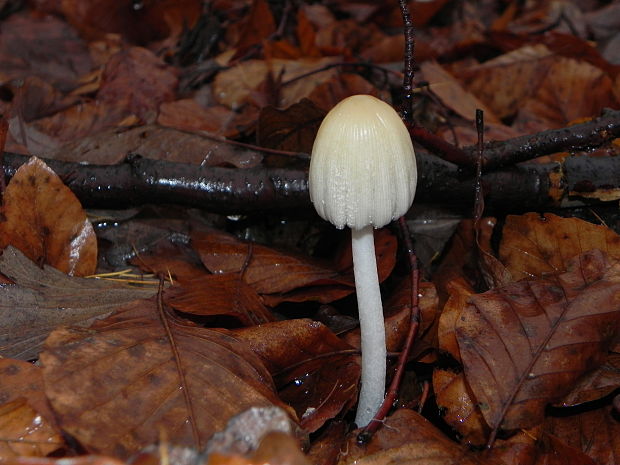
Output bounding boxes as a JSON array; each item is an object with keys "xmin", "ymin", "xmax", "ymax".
[
  {"xmin": 0, "ymin": 359, "xmax": 56, "ymax": 426},
  {"xmin": 191, "ymin": 229, "xmax": 354, "ymax": 300},
  {"xmin": 97, "ymin": 47, "xmax": 178, "ymax": 123},
  {"xmin": 0, "ymin": 246, "xmax": 156, "ymax": 360},
  {"xmin": 40, "ymin": 298, "xmax": 292, "ymax": 458},
  {"xmin": 164, "ymin": 274, "xmax": 276, "ymax": 325},
  {"xmin": 499, "ymin": 213, "xmax": 620, "ymax": 281},
  {"xmin": 257, "ymin": 99, "xmax": 325, "ymax": 154},
  {"xmin": 158, "ymin": 100, "xmax": 238, "ymax": 138},
  {"xmin": 546, "ymin": 405, "xmax": 620, "ymax": 465},
  {"xmin": 340, "ymin": 409, "xmax": 486, "ymax": 465},
  {"xmin": 558, "ymin": 352, "xmax": 620, "ymax": 407},
  {"xmin": 232, "ymin": 319, "xmax": 359, "ymax": 433},
  {"xmin": 0, "ymin": 157, "xmax": 97, "ymax": 276},
  {"xmin": 0, "ymin": 399, "xmax": 64, "ymax": 459},
  {"xmin": 456, "ymin": 249, "xmax": 620, "ymax": 431},
  {"xmin": 0, "ymin": 11, "xmax": 91, "ymax": 91}
]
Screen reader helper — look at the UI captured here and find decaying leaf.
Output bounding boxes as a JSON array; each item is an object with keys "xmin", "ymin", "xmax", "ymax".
[
  {"xmin": 40, "ymin": 298, "xmax": 294, "ymax": 458},
  {"xmin": 558, "ymin": 352, "xmax": 620, "ymax": 407},
  {"xmin": 0, "ymin": 398, "xmax": 64, "ymax": 458},
  {"xmin": 0, "ymin": 246, "xmax": 156, "ymax": 360},
  {"xmin": 456, "ymin": 249, "xmax": 620, "ymax": 431},
  {"xmin": 164, "ymin": 274, "xmax": 276, "ymax": 325},
  {"xmin": 233, "ymin": 319, "xmax": 360, "ymax": 433},
  {"xmin": 500, "ymin": 212, "xmax": 620, "ymax": 280},
  {"xmin": 0, "ymin": 157, "xmax": 97, "ymax": 276}
]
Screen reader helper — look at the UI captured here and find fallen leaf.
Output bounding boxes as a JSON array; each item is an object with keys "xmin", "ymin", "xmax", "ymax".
[
  {"xmin": 0, "ymin": 399, "xmax": 64, "ymax": 458},
  {"xmin": 40, "ymin": 298, "xmax": 293, "ymax": 458},
  {"xmin": 340, "ymin": 409, "xmax": 485, "ymax": 465},
  {"xmin": 546, "ymin": 405, "xmax": 620, "ymax": 465},
  {"xmin": 557, "ymin": 352, "xmax": 620, "ymax": 407},
  {"xmin": 231, "ymin": 0, "xmax": 276, "ymax": 59},
  {"xmin": 456, "ymin": 249, "xmax": 620, "ymax": 431},
  {"xmin": 0, "ymin": 359, "xmax": 56, "ymax": 426},
  {"xmin": 499, "ymin": 212, "xmax": 620, "ymax": 281},
  {"xmin": 46, "ymin": 125, "xmax": 262, "ymax": 167},
  {"xmin": 158, "ymin": 100, "xmax": 238, "ymax": 137},
  {"xmin": 191, "ymin": 229, "xmax": 353, "ymax": 299},
  {"xmin": 420, "ymin": 61, "xmax": 500, "ymax": 124},
  {"xmin": 0, "ymin": 157, "xmax": 97, "ymax": 276},
  {"xmin": 164, "ymin": 274, "xmax": 276, "ymax": 325},
  {"xmin": 257, "ymin": 99, "xmax": 325, "ymax": 154},
  {"xmin": 97, "ymin": 47, "xmax": 178, "ymax": 123},
  {"xmin": 0, "ymin": 246, "xmax": 156, "ymax": 360},
  {"xmin": 232, "ymin": 319, "xmax": 359, "ymax": 433},
  {"xmin": 433, "ymin": 369, "xmax": 490, "ymax": 446},
  {"xmin": 0, "ymin": 11, "xmax": 91, "ymax": 91}
]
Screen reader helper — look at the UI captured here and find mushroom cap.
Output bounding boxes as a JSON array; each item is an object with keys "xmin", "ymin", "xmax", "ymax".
[{"xmin": 309, "ymin": 94, "xmax": 417, "ymax": 230}]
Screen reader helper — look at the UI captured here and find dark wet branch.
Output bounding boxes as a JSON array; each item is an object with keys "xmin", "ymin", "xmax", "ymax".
[{"xmin": 2, "ymin": 147, "xmax": 619, "ymax": 216}]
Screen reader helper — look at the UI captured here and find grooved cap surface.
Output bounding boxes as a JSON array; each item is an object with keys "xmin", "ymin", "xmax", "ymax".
[{"xmin": 309, "ymin": 95, "xmax": 417, "ymax": 229}]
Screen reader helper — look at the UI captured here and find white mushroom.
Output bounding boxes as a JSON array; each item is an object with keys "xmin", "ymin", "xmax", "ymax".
[{"xmin": 309, "ymin": 94, "xmax": 417, "ymax": 426}]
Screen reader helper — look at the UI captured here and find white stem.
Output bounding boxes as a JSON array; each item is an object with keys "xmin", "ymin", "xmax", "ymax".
[{"xmin": 352, "ymin": 225, "xmax": 386, "ymax": 427}]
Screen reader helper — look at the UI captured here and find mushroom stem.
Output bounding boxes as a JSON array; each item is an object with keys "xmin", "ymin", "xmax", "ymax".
[{"xmin": 352, "ymin": 224, "xmax": 386, "ymax": 427}]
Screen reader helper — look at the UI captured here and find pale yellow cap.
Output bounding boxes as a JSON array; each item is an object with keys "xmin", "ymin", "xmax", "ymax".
[{"xmin": 309, "ymin": 95, "xmax": 417, "ymax": 230}]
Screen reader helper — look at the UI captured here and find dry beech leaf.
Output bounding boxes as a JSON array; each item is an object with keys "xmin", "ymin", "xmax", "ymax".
[
  {"xmin": 0, "ymin": 455, "xmax": 126, "ymax": 465},
  {"xmin": 0, "ymin": 246, "xmax": 156, "ymax": 360},
  {"xmin": 232, "ymin": 319, "xmax": 359, "ymax": 433},
  {"xmin": 514, "ymin": 57, "xmax": 615, "ymax": 132},
  {"xmin": 558, "ymin": 352, "xmax": 620, "ymax": 407},
  {"xmin": 438, "ymin": 277, "xmax": 474, "ymax": 361},
  {"xmin": 546, "ymin": 405, "xmax": 620, "ymax": 465},
  {"xmin": 158, "ymin": 100, "xmax": 238, "ymax": 138},
  {"xmin": 499, "ymin": 213, "xmax": 620, "ymax": 280},
  {"xmin": 97, "ymin": 47, "xmax": 178, "ymax": 122},
  {"xmin": 40, "ymin": 298, "xmax": 292, "ymax": 458},
  {"xmin": 0, "ymin": 398, "xmax": 64, "ymax": 458},
  {"xmin": 456, "ymin": 249, "xmax": 620, "ymax": 431},
  {"xmin": 433, "ymin": 369, "xmax": 490, "ymax": 446},
  {"xmin": 49, "ymin": 125, "xmax": 262, "ymax": 167},
  {"xmin": 0, "ymin": 157, "xmax": 97, "ymax": 276},
  {"xmin": 191, "ymin": 229, "xmax": 354, "ymax": 300},
  {"xmin": 0, "ymin": 359, "xmax": 56, "ymax": 426},
  {"xmin": 257, "ymin": 99, "xmax": 325, "ymax": 154},
  {"xmin": 231, "ymin": 0, "xmax": 276, "ymax": 59},
  {"xmin": 212, "ymin": 57, "xmax": 340, "ymax": 110},
  {"xmin": 458, "ymin": 44, "xmax": 555, "ymax": 119},
  {"xmin": 340, "ymin": 409, "xmax": 486, "ymax": 465},
  {"xmin": 164, "ymin": 274, "xmax": 276, "ymax": 326},
  {"xmin": 420, "ymin": 61, "xmax": 500, "ymax": 124}
]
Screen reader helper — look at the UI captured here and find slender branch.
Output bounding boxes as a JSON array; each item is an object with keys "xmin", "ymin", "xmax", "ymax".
[{"xmin": 398, "ymin": 0, "xmax": 415, "ymax": 123}]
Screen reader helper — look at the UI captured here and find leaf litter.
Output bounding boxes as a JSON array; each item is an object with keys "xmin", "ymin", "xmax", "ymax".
[{"xmin": 0, "ymin": 1, "xmax": 620, "ymax": 464}]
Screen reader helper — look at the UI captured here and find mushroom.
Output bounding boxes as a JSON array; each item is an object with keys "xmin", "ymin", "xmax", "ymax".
[{"xmin": 309, "ymin": 94, "xmax": 417, "ymax": 426}]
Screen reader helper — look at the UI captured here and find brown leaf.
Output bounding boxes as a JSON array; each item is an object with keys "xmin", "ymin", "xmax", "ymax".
[
  {"xmin": 513, "ymin": 58, "xmax": 615, "ymax": 132},
  {"xmin": 40, "ymin": 298, "xmax": 292, "ymax": 458},
  {"xmin": 456, "ymin": 249, "xmax": 620, "ymax": 431},
  {"xmin": 191, "ymin": 229, "xmax": 353, "ymax": 299},
  {"xmin": 232, "ymin": 319, "xmax": 359, "ymax": 433},
  {"xmin": 546, "ymin": 405, "xmax": 620, "ymax": 465},
  {"xmin": 420, "ymin": 61, "xmax": 501, "ymax": 124},
  {"xmin": 0, "ymin": 455, "xmax": 126, "ymax": 465},
  {"xmin": 340, "ymin": 409, "xmax": 486, "ymax": 465},
  {"xmin": 0, "ymin": 157, "xmax": 97, "ymax": 276},
  {"xmin": 57, "ymin": 0, "xmax": 201, "ymax": 45},
  {"xmin": 158, "ymin": 100, "xmax": 238, "ymax": 138},
  {"xmin": 212, "ymin": 57, "xmax": 340, "ymax": 110},
  {"xmin": 558, "ymin": 352, "xmax": 620, "ymax": 407},
  {"xmin": 0, "ymin": 11, "xmax": 91, "ymax": 91},
  {"xmin": 0, "ymin": 359, "xmax": 56, "ymax": 426},
  {"xmin": 257, "ymin": 99, "xmax": 325, "ymax": 154},
  {"xmin": 48, "ymin": 125, "xmax": 262, "ymax": 167},
  {"xmin": 433, "ymin": 369, "xmax": 490, "ymax": 446},
  {"xmin": 459, "ymin": 44, "xmax": 556, "ymax": 119},
  {"xmin": 164, "ymin": 274, "xmax": 276, "ymax": 325},
  {"xmin": 231, "ymin": 0, "xmax": 276, "ymax": 59},
  {"xmin": 0, "ymin": 246, "xmax": 156, "ymax": 360},
  {"xmin": 97, "ymin": 47, "xmax": 178, "ymax": 123},
  {"xmin": 0, "ymin": 399, "xmax": 64, "ymax": 458},
  {"xmin": 499, "ymin": 213, "xmax": 620, "ymax": 281},
  {"xmin": 437, "ymin": 277, "xmax": 475, "ymax": 361}
]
